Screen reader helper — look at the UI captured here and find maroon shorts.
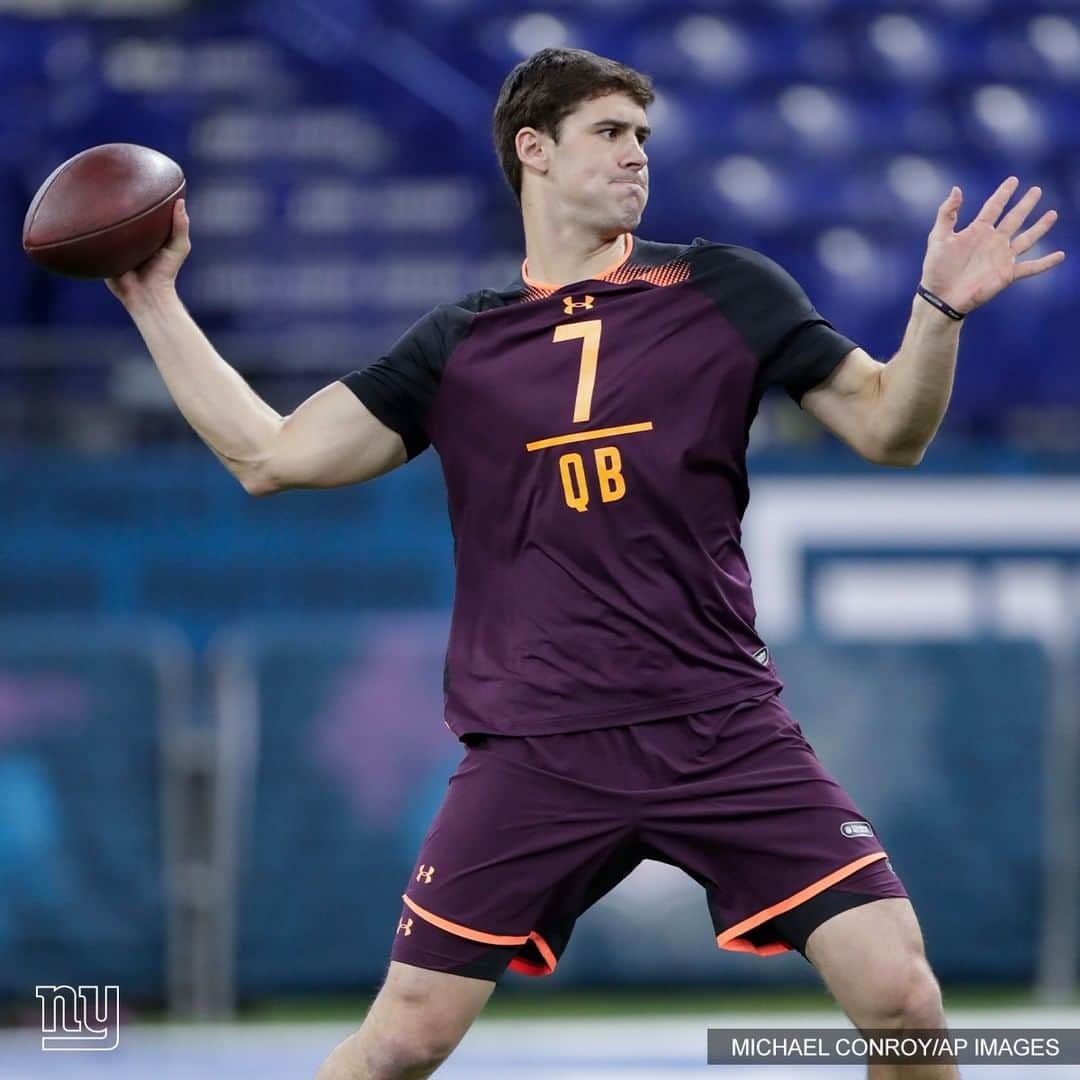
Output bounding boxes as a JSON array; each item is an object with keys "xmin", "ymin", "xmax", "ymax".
[{"xmin": 391, "ymin": 692, "xmax": 907, "ymax": 981}]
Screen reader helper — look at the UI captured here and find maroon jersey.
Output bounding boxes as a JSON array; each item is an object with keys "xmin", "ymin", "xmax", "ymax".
[{"xmin": 342, "ymin": 237, "xmax": 856, "ymax": 737}]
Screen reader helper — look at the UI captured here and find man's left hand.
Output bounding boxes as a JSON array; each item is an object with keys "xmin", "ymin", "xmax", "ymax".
[{"xmin": 920, "ymin": 176, "xmax": 1065, "ymax": 316}]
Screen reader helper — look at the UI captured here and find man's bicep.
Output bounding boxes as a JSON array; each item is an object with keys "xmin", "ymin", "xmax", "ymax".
[
  {"xmin": 267, "ymin": 381, "xmax": 408, "ymax": 491},
  {"xmin": 799, "ymin": 346, "xmax": 887, "ymax": 461}
]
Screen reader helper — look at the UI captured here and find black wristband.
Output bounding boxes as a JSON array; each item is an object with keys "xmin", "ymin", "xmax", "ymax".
[{"xmin": 916, "ymin": 284, "xmax": 966, "ymax": 321}]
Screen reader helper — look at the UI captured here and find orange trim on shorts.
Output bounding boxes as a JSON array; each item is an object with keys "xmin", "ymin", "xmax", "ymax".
[
  {"xmin": 721, "ymin": 938, "xmax": 792, "ymax": 958},
  {"xmin": 716, "ymin": 852, "xmax": 889, "ymax": 957},
  {"xmin": 529, "ymin": 931, "xmax": 557, "ymax": 972},
  {"xmin": 521, "ymin": 234, "xmax": 634, "ymax": 291},
  {"xmin": 401, "ymin": 895, "xmax": 529, "ymax": 947},
  {"xmin": 508, "ymin": 932, "xmax": 558, "ymax": 977},
  {"xmin": 508, "ymin": 957, "xmax": 548, "ymax": 976}
]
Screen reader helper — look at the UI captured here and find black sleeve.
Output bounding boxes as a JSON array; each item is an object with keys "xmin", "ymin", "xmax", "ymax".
[
  {"xmin": 692, "ymin": 243, "xmax": 859, "ymax": 403},
  {"xmin": 340, "ymin": 303, "xmax": 472, "ymax": 459}
]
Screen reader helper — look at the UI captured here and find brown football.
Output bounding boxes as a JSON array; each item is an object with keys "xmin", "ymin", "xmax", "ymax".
[{"xmin": 22, "ymin": 143, "xmax": 186, "ymax": 279}]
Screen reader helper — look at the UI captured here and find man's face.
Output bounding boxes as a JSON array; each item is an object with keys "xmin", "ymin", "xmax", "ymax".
[{"xmin": 539, "ymin": 92, "xmax": 650, "ymax": 234}]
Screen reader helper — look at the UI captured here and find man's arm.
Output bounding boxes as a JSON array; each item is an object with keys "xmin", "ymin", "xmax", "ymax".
[
  {"xmin": 802, "ymin": 177, "xmax": 1064, "ymax": 467},
  {"xmin": 109, "ymin": 200, "xmax": 406, "ymax": 495},
  {"xmin": 801, "ymin": 307, "xmax": 958, "ymax": 468}
]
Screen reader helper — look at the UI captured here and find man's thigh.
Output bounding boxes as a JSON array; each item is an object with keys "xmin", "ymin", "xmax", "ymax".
[
  {"xmin": 806, "ymin": 896, "xmax": 925, "ymax": 979},
  {"xmin": 804, "ymin": 897, "xmax": 949, "ymax": 1034},
  {"xmin": 638, "ymin": 692, "xmax": 908, "ymax": 957},
  {"xmin": 393, "ymin": 733, "xmax": 641, "ymax": 980}
]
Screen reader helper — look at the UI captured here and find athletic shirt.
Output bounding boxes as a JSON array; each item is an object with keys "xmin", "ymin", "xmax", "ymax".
[{"xmin": 342, "ymin": 237, "xmax": 857, "ymax": 737}]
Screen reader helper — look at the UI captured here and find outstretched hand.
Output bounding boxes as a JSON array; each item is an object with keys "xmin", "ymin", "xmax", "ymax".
[
  {"xmin": 920, "ymin": 177, "xmax": 1065, "ymax": 316},
  {"xmin": 106, "ymin": 198, "xmax": 191, "ymax": 306}
]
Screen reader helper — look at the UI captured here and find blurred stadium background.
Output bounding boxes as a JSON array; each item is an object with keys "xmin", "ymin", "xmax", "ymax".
[{"xmin": 1, "ymin": 0, "xmax": 1079, "ymax": 1075}]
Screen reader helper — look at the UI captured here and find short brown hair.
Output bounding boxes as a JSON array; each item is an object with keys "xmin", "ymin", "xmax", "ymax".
[{"xmin": 492, "ymin": 47, "xmax": 655, "ymax": 202}]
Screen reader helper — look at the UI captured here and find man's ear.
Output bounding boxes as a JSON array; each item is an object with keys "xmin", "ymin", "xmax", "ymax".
[{"xmin": 516, "ymin": 127, "xmax": 550, "ymax": 179}]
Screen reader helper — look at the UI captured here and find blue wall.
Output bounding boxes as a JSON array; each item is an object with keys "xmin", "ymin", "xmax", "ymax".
[{"xmin": 0, "ymin": 615, "xmax": 1054, "ymax": 998}]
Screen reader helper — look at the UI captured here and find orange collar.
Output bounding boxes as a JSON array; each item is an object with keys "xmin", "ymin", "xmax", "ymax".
[{"xmin": 522, "ymin": 234, "xmax": 634, "ymax": 291}]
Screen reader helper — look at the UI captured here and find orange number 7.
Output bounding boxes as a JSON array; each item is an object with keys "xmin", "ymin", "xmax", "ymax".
[{"xmin": 553, "ymin": 319, "xmax": 603, "ymax": 424}]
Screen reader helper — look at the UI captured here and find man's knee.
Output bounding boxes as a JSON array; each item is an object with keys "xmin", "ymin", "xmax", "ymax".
[
  {"xmin": 351, "ymin": 962, "xmax": 493, "ymax": 1080},
  {"xmin": 361, "ymin": 1027, "xmax": 456, "ymax": 1080},
  {"xmin": 858, "ymin": 952, "xmax": 946, "ymax": 1030},
  {"xmin": 806, "ymin": 898, "xmax": 947, "ymax": 1032}
]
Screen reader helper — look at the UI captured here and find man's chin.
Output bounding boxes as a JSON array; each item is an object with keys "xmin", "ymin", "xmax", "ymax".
[
  {"xmin": 587, "ymin": 200, "xmax": 645, "ymax": 238},
  {"xmin": 625, "ymin": 194, "xmax": 647, "ymax": 225},
  {"xmin": 607, "ymin": 204, "xmax": 645, "ymax": 234}
]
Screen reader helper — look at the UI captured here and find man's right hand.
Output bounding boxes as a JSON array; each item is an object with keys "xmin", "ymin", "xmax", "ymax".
[{"xmin": 106, "ymin": 198, "xmax": 191, "ymax": 307}]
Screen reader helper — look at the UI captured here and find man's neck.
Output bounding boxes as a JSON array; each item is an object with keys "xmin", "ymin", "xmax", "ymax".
[{"xmin": 521, "ymin": 228, "xmax": 629, "ymax": 289}]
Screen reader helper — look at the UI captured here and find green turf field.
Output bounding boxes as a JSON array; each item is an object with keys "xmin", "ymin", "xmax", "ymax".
[{"xmin": 242, "ymin": 983, "xmax": 1066, "ymax": 1023}]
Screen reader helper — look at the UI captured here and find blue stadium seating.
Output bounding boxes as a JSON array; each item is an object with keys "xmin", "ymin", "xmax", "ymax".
[{"xmin": 4, "ymin": 3, "xmax": 1078, "ymax": 435}]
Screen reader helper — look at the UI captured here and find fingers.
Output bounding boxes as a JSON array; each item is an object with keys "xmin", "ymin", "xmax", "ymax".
[
  {"xmin": 1015, "ymin": 249, "xmax": 1066, "ymax": 280},
  {"xmin": 998, "ymin": 184, "xmax": 1043, "ymax": 238},
  {"xmin": 929, "ymin": 186, "xmax": 963, "ymax": 240},
  {"xmin": 974, "ymin": 175, "xmax": 1020, "ymax": 226},
  {"xmin": 166, "ymin": 198, "xmax": 191, "ymax": 256},
  {"xmin": 173, "ymin": 197, "xmax": 188, "ymax": 235},
  {"xmin": 1012, "ymin": 208, "xmax": 1059, "ymax": 256}
]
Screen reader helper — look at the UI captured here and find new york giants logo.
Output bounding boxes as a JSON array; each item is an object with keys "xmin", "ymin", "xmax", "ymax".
[{"xmin": 36, "ymin": 985, "xmax": 120, "ymax": 1052}]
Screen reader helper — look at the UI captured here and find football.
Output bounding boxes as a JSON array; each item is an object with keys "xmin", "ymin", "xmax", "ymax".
[{"xmin": 22, "ymin": 143, "xmax": 185, "ymax": 279}]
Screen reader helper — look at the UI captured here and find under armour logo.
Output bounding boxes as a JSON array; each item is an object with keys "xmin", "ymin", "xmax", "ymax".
[
  {"xmin": 397, "ymin": 917, "xmax": 413, "ymax": 936},
  {"xmin": 564, "ymin": 295, "xmax": 595, "ymax": 315},
  {"xmin": 416, "ymin": 865, "xmax": 435, "ymax": 884}
]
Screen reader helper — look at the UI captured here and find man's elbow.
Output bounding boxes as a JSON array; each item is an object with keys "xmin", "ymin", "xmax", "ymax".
[
  {"xmin": 878, "ymin": 447, "xmax": 925, "ymax": 468},
  {"xmin": 232, "ymin": 457, "xmax": 286, "ymax": 497},
  {"xmin": 239, "ymin": 471, "xmax": 281, "ymax": 497},
  {"xmin": 861, "ymin": 436, "xmax": 926, "ymax": 468}
]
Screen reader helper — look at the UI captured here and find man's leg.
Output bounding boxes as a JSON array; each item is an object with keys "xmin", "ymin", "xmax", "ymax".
[
  {"xmin": 315, "ymin": 726, "xmax": 640, "ymax": 1079},
  {"xmin": 314, "ymin": 961, "xmax": 494, "ymax": 1080},
  {"xmin": 805, "ymin": 897, "xmax": 958, "ymax": 1080}
]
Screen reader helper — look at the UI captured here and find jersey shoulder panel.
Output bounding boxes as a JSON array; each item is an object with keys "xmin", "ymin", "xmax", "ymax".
[
  {"xmin": 684, "ymin": 239, "xmax": 859, "ymax": 402},
  {"xmin": 455, "ymin": 287, "xmax": 519, "ymax": 314},
  {"xmin": 340, "ymin": 292, "xmax": 494, "ymax": 459}
]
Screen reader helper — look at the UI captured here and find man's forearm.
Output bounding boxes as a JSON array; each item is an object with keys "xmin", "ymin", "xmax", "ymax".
[
  {"xmin": 875, "ymin": 294, "xmax": 963, "ymax": 462},
  {"xmin": 125, "ymin": 288, "xmax": 283, "ymax": 489}
]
